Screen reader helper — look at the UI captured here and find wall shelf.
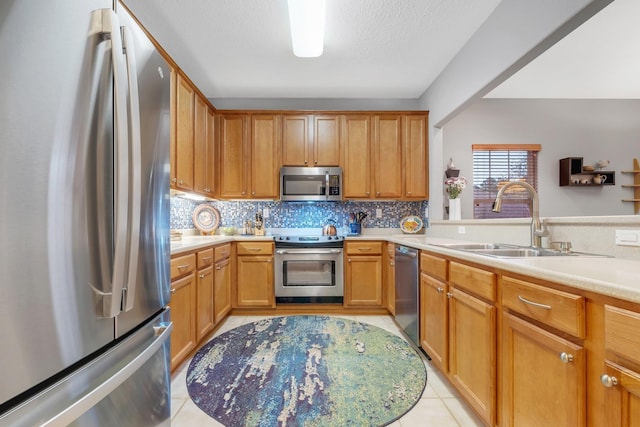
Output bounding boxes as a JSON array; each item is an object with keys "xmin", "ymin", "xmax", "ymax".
[
  {"xmin": 621, "ymin": 158, "xmax": 640, "ymax": 214},
  {"xmin": 559, "ymin": 157, "xmax": 615, "ymax": 186}
]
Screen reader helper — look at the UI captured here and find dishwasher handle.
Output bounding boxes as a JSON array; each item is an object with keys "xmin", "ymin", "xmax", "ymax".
[{"xmin": 395, "ymin": 246, "xmax": 418, "ymax": 257}]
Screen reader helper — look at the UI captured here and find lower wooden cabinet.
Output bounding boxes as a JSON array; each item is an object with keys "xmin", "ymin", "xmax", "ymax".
[
  {"xmin": 214, "ymin": 257, "xmax": 231, "ymax": 323},
  {"xmin": 501, "ymin": 312, "xmax": 585, "ymax": 426},
  {"xmin": 236, "ymin": 242, "xmax": 275, "ymax": 308},
  {"xmin": 601, "ymin": 305, "xmax": 640, "ymax": 426},
  {"xmin": 449, "ymin": 287, "xmax": 496, "ymax": 427},
  {"xmin": 170, "ymin": 273, "xmax": 196, "ymax": 370},
  {"xmin": 195, "ymin": 265, "xmax": 214, "ymax": 341},
  {"xmin": 344, "ymin": 241, "xmax": 383, "ymax": 307},
  {"xmin": 420, "ymin": 272, "xmax": 448, "ymax": 372}
]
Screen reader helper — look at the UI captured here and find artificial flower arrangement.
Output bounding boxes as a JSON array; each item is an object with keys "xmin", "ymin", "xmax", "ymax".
[{"xmin": 444, "ymin": 176, "xmax": 467, "ymax": 199}]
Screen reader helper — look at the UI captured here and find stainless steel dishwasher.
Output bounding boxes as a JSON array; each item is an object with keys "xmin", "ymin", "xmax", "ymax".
[{"xmin": 394, "ymin": 245, "xmax": 420, "ymax": 347}]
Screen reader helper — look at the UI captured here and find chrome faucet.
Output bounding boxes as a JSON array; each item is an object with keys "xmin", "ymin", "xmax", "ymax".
[{"xmin": 491, "ymin": 181, "xmax": 547, "ymax": 248}]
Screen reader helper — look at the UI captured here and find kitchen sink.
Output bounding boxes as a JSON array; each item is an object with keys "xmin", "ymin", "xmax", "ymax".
[{"xmin": 432, "ymin": 243, "xmax": 608, "ymax": 258}]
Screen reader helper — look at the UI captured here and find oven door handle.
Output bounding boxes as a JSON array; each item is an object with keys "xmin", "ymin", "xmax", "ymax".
[{"xmin": 276, "ymin": 249, "xmax": 342, "ymax": 255}]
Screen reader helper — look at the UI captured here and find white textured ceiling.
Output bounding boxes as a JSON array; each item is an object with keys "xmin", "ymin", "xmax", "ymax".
[
  {"xmin": 124, "ymin": 0, "xmax": 502, "ymax": 99},
  {"xmin": 487, "ymin": 0, "xmax": 640, "ymax": 99}
]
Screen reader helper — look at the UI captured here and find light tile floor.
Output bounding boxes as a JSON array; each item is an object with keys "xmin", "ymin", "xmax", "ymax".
[{"xmin": 171, "ymin": 315, "xmax": 484, "ymax": 427}]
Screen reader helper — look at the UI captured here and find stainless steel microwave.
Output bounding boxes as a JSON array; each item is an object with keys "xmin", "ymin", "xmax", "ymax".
[{"xmin": 280, "ymin": 167, "xmax": 342, "ymax": 201}]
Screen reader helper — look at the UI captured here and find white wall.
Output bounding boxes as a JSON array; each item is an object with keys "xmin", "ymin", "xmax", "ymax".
[{"xmin": 442, "ymin": 98, "xmax": 640, "ymax": 218}]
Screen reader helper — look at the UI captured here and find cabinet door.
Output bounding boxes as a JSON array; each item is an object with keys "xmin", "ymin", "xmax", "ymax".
[
  {"xmin": 170, "ymin": 273, "xmax": 196, "ymax": 370},
  {"xmin": 501, "ymin": 312, "xmax": 585, "ymax": 427},
  {"xmin": 251, "ymin": 114, "xmax": 280, "ymax": 198},
  {"xmin": 345, "ymin": 255, "xmax": 382, "ymax": 306},
  {"xmin": 282, "ymin": 115, "xmax": 310, "ymax": 166},
  {"xmin": 219, "ymin": 114, "xmax": 248, "ymax": 198},
  {"xmin": 193, "ymin": 95, "xmax": 213, "ymax": 196},
  {"xmin": 314, "ymin": 115, "xmax": 340, "ymax": 166},
  {"xmin": 169, "ymin": 67, "xmax": 177, "ymax": 188},
  {"xmin": 214, "ymin": 258, "xmax": 231, "ymax": 324},
  {"xmin": 342, "ymin": 115, "xmax": 372, "ymax": 198},
  {"xmin": 175, "ymin": 73, "xmax": 195, "ymax": 190},
  {"xmin": 449, "ymin": 287, "xmax": 496, "ymax": 426},
  {"xmin": 602, "ymin": 362, "xmax": 640, "ymax": 427},
  {"xmin": 236, "ymin": 256, "xmax": 274, "ymax": 307},
  {"xmin": 403, "ymin": 114, "xmax": 428, "ymax": 199},
  {"xmin": 195, "ymin": 266, "xmax": 214, "ymax": 341},
  {"xmin": 420, "ymin": 273, "xmax": 448, "ymax": 372},
  {"xmin": 373, "ymin": 115, "xmax": 403, "ymax": 198}
]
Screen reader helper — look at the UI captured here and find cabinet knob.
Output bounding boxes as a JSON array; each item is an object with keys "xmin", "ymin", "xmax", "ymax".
[
  {"xmin": 348, "ymin": 258, "xmax": 352, "ymax": 262},
  {"xmin": 314, "ymin": 160, "xmax": 317, "ymax": 164},
  {"xmin": 170, "ymin": 288, "xmax": 176, "ymax": 294},
  {"xmin": 216, "ymin": 265, "xmax": 222, "ymax": 270},
  {"xmin": 178, "ymin": 180, "xmax": 183, "ymax": 185},
  {"xmin": 446, "ymin": 292, "xmax": 453, "ymax": 299},
  {"xmin": 171, "ymin": 178, "xmax": 177, "ymax": 183},
  {"xmin": 390, "ymin": 262, "xmax": 395, "ymax": 266},
  {"xmin": 436, "ymin": 287, "xmax": 444, "ymax": 293},
  {"xmin": 199, "ymin": 273, "xmax": 205, "ymax": 279},
  {"xmin": 559, "ymin": 352, "xmax": 574, "ymax": 363},
  {"xmin": 376, "ymin": 192, "xmax": 380, "ymax": 196},
  {"xmin": 366, "ymin": 191, "xmax": 370, "ymax": 196},
  {"xmin": 407, "ymin": 191, "xmax": 412, "ymax": 195},
  {"xmin": 242, "ymin": 191, "xmax": 246, "ymax": 195},
  {"xmin": 601, "ymin": 374, "xmax": 618, "ymax": 388},
  {"xmin": 252, "ymin": 191, "xmax": 256, "ymax": 195},
  {"xmin": 304, "ymin": 160, "xmax": 308, "ymax": 164}
]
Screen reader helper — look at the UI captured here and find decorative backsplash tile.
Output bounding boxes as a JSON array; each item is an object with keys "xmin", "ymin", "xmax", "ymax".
[{"xmin": 171, "ymin": 198, "xmax": 429, "ymax": 231}]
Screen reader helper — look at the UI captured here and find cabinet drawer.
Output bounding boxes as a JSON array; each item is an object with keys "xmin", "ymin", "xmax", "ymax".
[
  {"xmin": 197, "ymin": 248, "xmax": 214, "ymax": 269},
  {"xmin": 346, "ymin": 241, "xmax": 383, "ymax": 255},
  {"xmin": 171, "ymin": 253, "xmax": 196, "ymax": 280},
  {"xmin": 449, "ymin": 261, "xmax": 496, "ymax": 301},
  {"xmin": 236, "ymin": 241, "xmax": 273, "ymax": 256},
  {"xmin": 605, "ymin": 305, "xmax": 640, "ymax": 365},
  {"xmin": 214, "ymin": 243, "xmax": 231, "ymax": 261},
  {"xmin": 420, "ymin": 252, "xmax": 447, "ymax": 281},
  {"xmin": 502, "ymin": 276, "xmax": 585, "ymax": 338}
]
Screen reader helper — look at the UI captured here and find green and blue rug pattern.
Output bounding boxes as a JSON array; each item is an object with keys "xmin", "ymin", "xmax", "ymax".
[{"xmin": 186, "ymin": 315, "xmax": 426, "ymax": 426}]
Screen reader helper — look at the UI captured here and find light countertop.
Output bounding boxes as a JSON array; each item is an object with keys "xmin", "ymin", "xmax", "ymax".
[{"xmin": 171, "ymin": 233, "xmax": 640, "ymax": 304}]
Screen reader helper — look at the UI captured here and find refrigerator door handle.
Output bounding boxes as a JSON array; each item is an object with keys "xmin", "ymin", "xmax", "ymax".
[
  {"xmin": 94, "ymin": 9, "xmax": 129, "ymax": 318},
  {"xmin": 40, "ymin": 321, "xmax": 173, "ymax": 427},
  {"xmin": 121, "ymin": 25, "xmax": 142, "ymax": 312}
]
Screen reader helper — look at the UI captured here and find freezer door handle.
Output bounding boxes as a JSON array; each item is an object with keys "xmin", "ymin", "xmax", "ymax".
[
  {"xmin": 121, "ymin": 24, "xmax": 142, "ymax": 312},
  {"xmin": 92, "ymin": 9, "xmax": 129, "ymax": 318},
  {"xmin": 40, "ymin": 321, "xmax": 173, "ymax": 427}
]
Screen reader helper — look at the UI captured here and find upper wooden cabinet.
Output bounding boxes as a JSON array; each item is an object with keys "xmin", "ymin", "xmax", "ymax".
[
  {"xmin": 373, "ymin": 115, "xmax": 403, "ymax": 199},
  {"xmin": 404, "ymin": 114, "xmax": 429, "ymax": 199},
  {"xmin": 193, "ymin": 100, "xmax": 215, "ymax": 197},
  {"xmin": 218, "ymin": 113, "xmax": 280, "ymax": 199},
  {"xmin": 174, "ymin": 73, "xmax": 195, "ymax": 191},
  {"xmin": 343, "ymin": 113, "xmax": 429, "ymax": 200},
  {"xmin": 342, "ymin": 114, "xmax": 372, "ymax": 198},
  {"xmin": 282, "ymin": 114, "xmax": 340, "ymax": 167}
]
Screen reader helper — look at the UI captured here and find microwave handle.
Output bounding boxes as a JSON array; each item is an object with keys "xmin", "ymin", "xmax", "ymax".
[{"xmin": 325, "ymin": 171, "xmax": 330, "ymax": 200}]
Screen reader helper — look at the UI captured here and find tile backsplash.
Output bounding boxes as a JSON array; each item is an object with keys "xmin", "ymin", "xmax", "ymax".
[{"xmin": 171, "ymin": 198, "xmax": 429, "ymax": 232}]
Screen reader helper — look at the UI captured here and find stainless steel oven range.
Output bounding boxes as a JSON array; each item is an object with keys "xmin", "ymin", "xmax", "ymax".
[{"xmin": 274, "ymin": 235, "xmax": 344, "ymax": 304}]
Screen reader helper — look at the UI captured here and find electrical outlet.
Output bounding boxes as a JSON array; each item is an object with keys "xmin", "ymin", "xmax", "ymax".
[
  {"xmin": 376, "ymin": 208, "xmax": 382, "ymax": 218},
  {"xmin": 458, "ymin": 226, "xmax": 466, "ymax": 234},
  {"xmin": 262, "ymin": 208, "xmax": 269, "ymax": 218},
  {"xmin": 615, "ymin": 229, "xmax": 640, "ymax": 246}
]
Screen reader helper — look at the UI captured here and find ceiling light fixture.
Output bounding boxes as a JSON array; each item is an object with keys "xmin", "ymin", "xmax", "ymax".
[{"xmin": 287, "ymin": 0, "xmax": 326, "ymax": 58}]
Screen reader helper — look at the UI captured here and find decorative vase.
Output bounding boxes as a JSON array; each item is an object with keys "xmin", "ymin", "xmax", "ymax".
[{"xmin": 448, "ymin": 198, "xmax": 461, "ymax": 220}]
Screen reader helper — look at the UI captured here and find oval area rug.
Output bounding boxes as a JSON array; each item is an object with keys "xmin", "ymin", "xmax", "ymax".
[{"xmin": 186, "ymin": 315, "xmax": 426, "ymax": 426}]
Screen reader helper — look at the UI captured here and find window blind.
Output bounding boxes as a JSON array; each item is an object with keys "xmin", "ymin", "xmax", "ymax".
[{"xmin": 472, "ymin": 145, "xmax": 541, "ymax": 219}]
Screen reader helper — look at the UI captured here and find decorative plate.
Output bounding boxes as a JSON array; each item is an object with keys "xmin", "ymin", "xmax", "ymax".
[
  {"xmin": 192, "ymin": 204, "xmax": 220, "ymax": 235},
  {"xmin": 400, "ymin": 215, "xmax": 423, "ymax": 234}
]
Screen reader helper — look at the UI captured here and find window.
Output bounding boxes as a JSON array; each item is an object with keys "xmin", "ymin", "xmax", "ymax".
[{"xmin": 472, "ymin": 144, "xmax": 541, "ymax": 219}]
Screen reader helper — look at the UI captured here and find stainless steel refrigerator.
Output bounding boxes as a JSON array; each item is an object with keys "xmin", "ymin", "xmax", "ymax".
[{"xmin": 0, "ymin": 1, "xmax": 172, "ymax": 425}]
